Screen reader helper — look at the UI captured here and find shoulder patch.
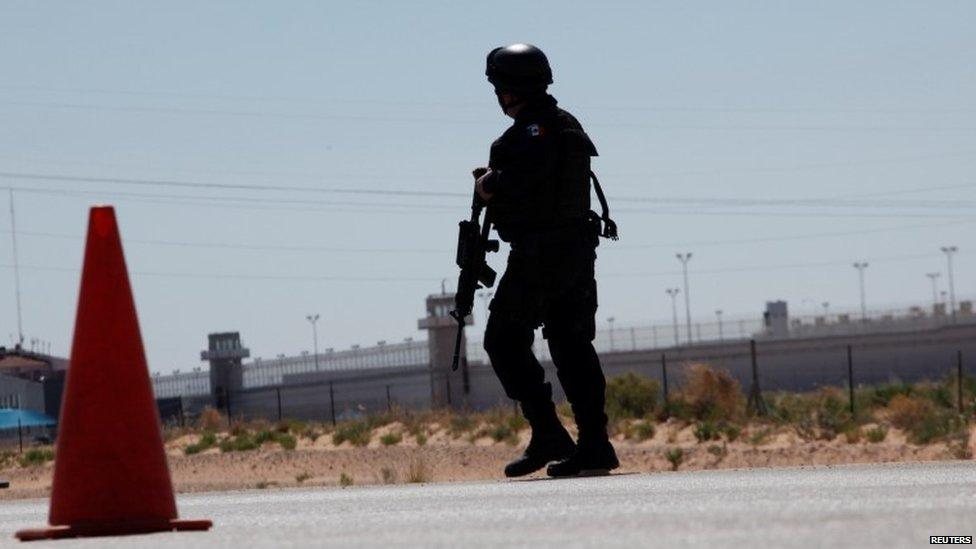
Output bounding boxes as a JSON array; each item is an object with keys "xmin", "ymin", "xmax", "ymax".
[{"xmin": 526, "ymin": 123, "xmax": 546, "ymax": 137}]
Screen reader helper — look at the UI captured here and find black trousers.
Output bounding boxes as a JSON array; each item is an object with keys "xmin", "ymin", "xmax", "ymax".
[{"xmin": 483, "ymin": 232, "xmax": 609, "ymax": 435}]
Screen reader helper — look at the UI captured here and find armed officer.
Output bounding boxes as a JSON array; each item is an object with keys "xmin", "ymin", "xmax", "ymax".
[{"xmin": 474, "ymin": 43, "xmax": 618, "ymax": 477}]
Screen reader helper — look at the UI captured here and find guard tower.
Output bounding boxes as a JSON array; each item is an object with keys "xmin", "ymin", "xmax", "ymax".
[
  {"xmin": 418, "ymin": 293, "xmax": 470, "ymax": 409},
  {"xmin": 200, "ymin": 332, "xmax": 250, "ymax": 412},
  {"xmin": 764, "ymin": 301, "xmax": 789, "ymax": 339}
]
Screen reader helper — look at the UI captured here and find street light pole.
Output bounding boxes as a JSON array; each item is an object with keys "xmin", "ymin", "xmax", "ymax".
[
  {"xmin": 715, "ymin": 309, "xmax": 724, "ymax": 341},
  {"xmin": 675, "ymin": 253, "xmax": 693, "ymax": 343},
  {"xmin": 607, "ymin": 317, "xmax": 615, "ymax": 352},
  {"xmin": 940, "ymin": 246, "xmax": 958, "ymax": 319},
  {"xmin": 8, "ymin": 190, "xmax": 23, "ymax": 348},
  {"xmin": 925, "ymin": 272, "xmax": 941, "ymax": 310},
  {"xmin": 665, "ymin": 288, "xmax": 680, "ymax": 346},
  {"xmin": 853, "ymin": 262, "xmax": 869, "ymax": 321},
  {"xmin": 306, "ymin": 314, "xmax": 321, "ymax": 371},
  {"xmin": 821, "ymin": 301, "xmax": 830, "ymax": 318}
]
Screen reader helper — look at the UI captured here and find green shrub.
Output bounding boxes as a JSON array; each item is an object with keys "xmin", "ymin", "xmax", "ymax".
[
  {"xmin": 333, "ymin": 420, "xmax": 373, "ymax": 447},
  {"xmin": 415, "ymin": 433, "xmax": 428, "ymax": 446},
  {"xmin": 720, "ymin": 423, "xmax": 741, "ymax": 442},
  {"xmin": 770, "ymin": 388, "xmax": 857, "ymax": 440},
  {"xmin": 629, "ymin": 421, "xmax": 656, "ymax": 441},
  {"xmin": 380, "ymin": 432, "xmax": 403, "ymax": 446},
  {"xmin": 185, "ymin": 431, "xmax": 217, "ymax": 455},
  {"xmin": 247, "ymin": 429, "xmax": 296, "ymax": 450},
  {"xmin": 339, "ymin": 472, "xmax": 354, "ymax": 487},
  {"xmin": 866, "ymin": 426, "xmax": 887, "ymax": 443},
  {"xmin": 815, "ymin": 388, "xmax": 855, "ymax": 440},
  {"xmin": 448, "ymin": 415, "xmax": 476, "ymax": 437},
  {"xmin": 769, "ymin": 392, "xmax": 816, "ymax": 425},
  {"xmin": 220, "ymin": 432, "xmax": 259, "ymax": 452},
  {"xmin": 295, "ymin": 471, "xmax": 311, "ymax": 483},
  {"xmin": 254, "ymin": 430, "xmax": 276, "ymax": 445},
  {"xmin": 694, "ymin": 421, "xmax": 720, "ymax": 443},
  {"xmin": 19, "ymin": 448, "xmax": 54, "ymax": 467},
  {"xmin": 794, "ymin": 417, "xmax": 816, "ymax": 441},
  {"xmin": 277, "ymin": 433, "xmax": 297, "ymax": 450},
  {"xmin": 605, "ymin": 372, "xmax": 660, "ymax": 421},
  {"xmin": 887, "ymin": 394, "xmax": 963, "ymax": 444},
  {"xmin": 506, "ymin": 413, "xmax": 529, "ymax": 432},
  {"xmin": 665, "ymin": 448, "xmax": 683, "ymax": 471},
  {"xmin": 482, "ymin": 424, "xmax": 518, "ymax": 445},
  {"xmin": 276, "ymin": 419, "xmax": 307, "ymax": 434},
  {"xmin": 749, "ymin": 428, "xmax": 772, "ymax": 446}
]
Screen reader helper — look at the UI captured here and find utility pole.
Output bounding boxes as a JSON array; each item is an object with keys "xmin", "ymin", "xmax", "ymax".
[
  {"xmin": 853, "ymin": 262, "xmax": 869, "ymax": 322},
  {"xmin": 607, "ymin": 317, "xmax": 616, "ymax": 352},
  {"xmin": 675, "ymin": 252, "xmax": 693, "ymax": 343},
  {"xmin": 940, "ymin": 246, "xmax": 958, "ymax": 320},
  {"xmin": 665, "ymin": 288, "xmax": 680, "ymax": 346},
  {"xmin": 306, "ymin": 314, "xmax": 321, "ymax": 371},
  {"xmin": 715, "ymin": 309, "xmax": 724, "ymax": 341},
  {"xmin": 8, "ymin": 190, "xmax": 23, "ymax": 348},
  {"xmin": 821, "ymin": 301, "xmax": 830, "ymax": 318},
  {"xmin": 925, "ymin": 272, "xmax": 941, "ymax": 310}
]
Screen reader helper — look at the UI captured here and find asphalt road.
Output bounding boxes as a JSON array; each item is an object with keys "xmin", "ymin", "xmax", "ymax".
[{"xmin": 0, "ymin": 461, "xmax": 973, "ymax": 548}]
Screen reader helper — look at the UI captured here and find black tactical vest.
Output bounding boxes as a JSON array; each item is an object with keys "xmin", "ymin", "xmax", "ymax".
[{"xmin": 487, "ymin": 97, "xmax": 598, "ymax": 241}]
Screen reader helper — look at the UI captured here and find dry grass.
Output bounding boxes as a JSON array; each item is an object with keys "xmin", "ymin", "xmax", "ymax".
[
  {"xmin": 678, "ymin": 364, "xmax": 744, "ymax": 423},
  {"xmin": 197, "ymin": 407, "xmax": 224, "ymax": 431},
  {"xmin": 406, "ymin": 457, "xmax": 433, "ymax": 483}
]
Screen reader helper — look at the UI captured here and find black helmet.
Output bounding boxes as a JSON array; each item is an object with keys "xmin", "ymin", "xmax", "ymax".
[{"xmin": 486, "ymin": 43, "xmax": 552, "ymax": 95}]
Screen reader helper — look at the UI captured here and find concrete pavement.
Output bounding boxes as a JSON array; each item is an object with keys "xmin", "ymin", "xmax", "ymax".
[{"xmin": 0, "ymin": 461, "xmax": 973, "ymax": 547}]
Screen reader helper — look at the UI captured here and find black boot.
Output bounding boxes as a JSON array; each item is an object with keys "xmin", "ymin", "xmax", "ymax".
[
  {"xmin": 546, "ymin": 431, "xmax": 619, "ymax": 478},
  {"xmin": 504, "ymin": 390, "xmax": 575, "ymax": 478}
]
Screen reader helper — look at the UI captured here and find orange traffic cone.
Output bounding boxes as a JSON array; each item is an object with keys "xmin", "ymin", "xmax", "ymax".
[{"xmin": 16, "ymin": 206, "xmax": 211, "ymax": 541}]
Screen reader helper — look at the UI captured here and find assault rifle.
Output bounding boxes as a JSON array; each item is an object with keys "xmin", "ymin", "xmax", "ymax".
[{"xmin": 449, "ymin": 168, "xmax": 499, "ymax": 371}]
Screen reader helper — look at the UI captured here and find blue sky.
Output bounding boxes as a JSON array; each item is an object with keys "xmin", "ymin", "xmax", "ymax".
[{"xmin": 1, "ymin": 1, "xmax": 974, "ymax": 372}]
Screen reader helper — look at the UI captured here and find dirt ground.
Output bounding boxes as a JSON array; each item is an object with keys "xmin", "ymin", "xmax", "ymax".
[{"xmin": 2, "ymin": 420, "xmax": 973, "ymax": 500}]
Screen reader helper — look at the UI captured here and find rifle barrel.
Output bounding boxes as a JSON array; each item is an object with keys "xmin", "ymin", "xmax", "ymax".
[{"xmin": 450, "ymin": 318, "xmax": 465, "ymax": 371}]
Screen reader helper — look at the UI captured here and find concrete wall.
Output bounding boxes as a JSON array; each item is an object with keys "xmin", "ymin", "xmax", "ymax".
[
  {"xmin": 0, "ymin": 373, "xmax": 46, "ymax": 413},
  {"xmin": 160, "ymin": 323, "xmax": 976, "ymax": 422}
]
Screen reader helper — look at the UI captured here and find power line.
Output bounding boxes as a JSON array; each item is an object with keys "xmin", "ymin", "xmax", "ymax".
[
  {"xmin": 6, "ymin": 100, "xmax": 976, "ymax": 132},
  {"xmin": 14, "ymin": 184, "xmax": 976, "ymax": 219},
  {"xmin": 0, "ymin": 252, "xmax": 945, "ymax": 283},
  {"xmin": 5, "ymin": 172, "xmax": 976, "ymax": 214},
  {"xmin": 0, "ymin": 263, "xmax": 438, "ymax": 283},
  {"xmin": 10, "ymin": 186, "xmax": 458, "ymax": 212},
  {"xmin": 602, "ymin": 252, "xmax": 941, "ymax": 278},
  {"xmin": 3, "ymin": 148, "xmax": 974, "ymax": 187},
  {"xmin": 7, "ymin": 185, "xmax": 976, "ymax": 222},
  {"xmin": 1, "ymin": 228, "xmax": 445, "ymax": 255},
  {"xmin": 0, "ymin": 171, "xmax": 465, "ymax": 198},
  {"xmin": 4, "ymin": 84, "xmax": 976, "ymax": 114},
  {"xmin": 614, "ymin": 220, "xmax": 976, "ymax": 249},
  {"xmin": 2, "ymin": 218, "xmax": 970, "ymax": 256}
]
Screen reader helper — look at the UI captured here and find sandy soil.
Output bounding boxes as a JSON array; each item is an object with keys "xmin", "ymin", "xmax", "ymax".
[{"xmin": 1, "ymin": 420, "xmax": 972, "ymax": 501}]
